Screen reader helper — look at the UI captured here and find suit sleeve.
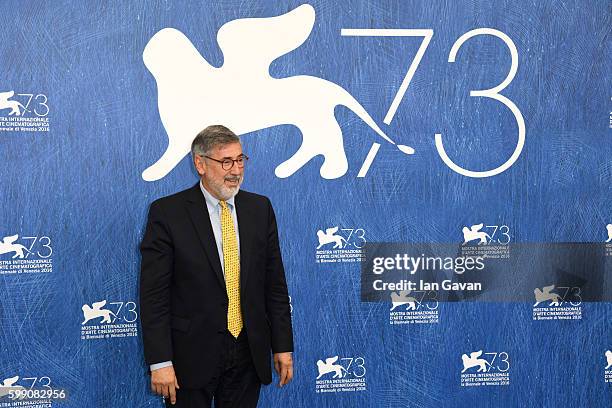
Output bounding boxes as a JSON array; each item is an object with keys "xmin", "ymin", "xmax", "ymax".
[
  {"xmin": 264, "ymin": 198, "xmax": 294, "ymax": 353},
  {"xmin": 139, "ymin": 200, "xmax": 174, "ymax": 365}
]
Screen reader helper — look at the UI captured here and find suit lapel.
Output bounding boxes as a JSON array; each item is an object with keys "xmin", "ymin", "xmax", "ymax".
[
  {"xmin": 235, "ymin": 191, "xmax": 254, "ymax": 292},
  {"xmin": 185, "ymin": 183, "xmax": 225, "ymax": 289}
]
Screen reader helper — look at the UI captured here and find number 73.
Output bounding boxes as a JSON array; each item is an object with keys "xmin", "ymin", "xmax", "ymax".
[{"xmin": 341, "ymin": 28, "xmax": 524, "ymax": 178}]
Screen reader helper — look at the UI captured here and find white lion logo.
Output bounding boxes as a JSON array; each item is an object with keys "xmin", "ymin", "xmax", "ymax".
[
  {"xmin": 0, "ymin": 235, "xmax": 27, "ymax": 259},
  {"xmin": 316, "ymin": 227, "xmax": 345, "ymax": 249},
  {"xmin": 142, "ymin": 4, "xmax": 413, "ymax": 181},
  {"xmin": 462, "ymin": 223, "xmax": 490, "ymax": 245},
  {"xmin": 81, "ymin": 300, "xmax": 116, "ymax": 325},
  {"xmin": 0, "ymin": 91, "xmax": 24, "ymax": 116},
  {"xmin": 606, "ymin": 224, "xmax": 612, "ymax": 243},
  {"xmin": 390, "ymin": 290, "xmax": 417, "ymax": 311},
  {"xmin": 316, "ymin": 356, "xmax": 346, "ymax": 379},
  {"xmin": 533, "ymin": 285, "xmax": 561, "ymax": 307},
  {"xmin": 0, "ymin": 376, "xmax": 25, "ymax": 399},
  {"xmin": 461, "ymin": 350, "xmax": 488, "ymax": 373}
]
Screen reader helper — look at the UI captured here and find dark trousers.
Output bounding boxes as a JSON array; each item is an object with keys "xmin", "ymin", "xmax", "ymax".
[{"xmin": 166, "ymin": 330, "xmax": 261, "ymax": 408}]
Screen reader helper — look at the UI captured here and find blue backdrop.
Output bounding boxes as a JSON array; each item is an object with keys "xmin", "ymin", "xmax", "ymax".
[{"xmin": 0, "ymin": 1, "xmax": 610, "ymax": 407}]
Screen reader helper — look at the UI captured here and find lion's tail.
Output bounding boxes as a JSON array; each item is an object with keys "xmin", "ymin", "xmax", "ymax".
[{"xmin": 338, "ymin": 88, "xmax": 414, "ymax": 155}]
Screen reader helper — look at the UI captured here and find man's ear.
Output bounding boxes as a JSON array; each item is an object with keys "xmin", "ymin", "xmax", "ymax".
[{"xmin": 194, "ymin": 154, "xmax": 206, "ymax": 176}]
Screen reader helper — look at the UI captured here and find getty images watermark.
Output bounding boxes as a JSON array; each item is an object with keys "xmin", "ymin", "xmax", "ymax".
[{"xmin": 361, "ymin": 243, "xmax": 611, "ymax": 303}]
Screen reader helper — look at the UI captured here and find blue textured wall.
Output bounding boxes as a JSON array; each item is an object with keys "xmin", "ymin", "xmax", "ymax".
[{"xmin": 0, "ymin": 1, "xmax": 610, "ymax": 407}]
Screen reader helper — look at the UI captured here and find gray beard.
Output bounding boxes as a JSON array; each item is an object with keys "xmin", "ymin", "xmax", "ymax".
[{"xmin": 208, "ymin": 175, "xmax": 243, "ymax": 201}]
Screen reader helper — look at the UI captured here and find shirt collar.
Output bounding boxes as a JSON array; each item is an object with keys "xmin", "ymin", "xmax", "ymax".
[{"xmin": 199, "ymin": 180, "xmax": 236, "ymax": 210}]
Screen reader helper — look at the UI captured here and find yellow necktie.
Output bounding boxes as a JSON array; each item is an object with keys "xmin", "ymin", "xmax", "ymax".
[{"xmin": 220, "ymin": 200, "xmax": 242, "ymax": 338}]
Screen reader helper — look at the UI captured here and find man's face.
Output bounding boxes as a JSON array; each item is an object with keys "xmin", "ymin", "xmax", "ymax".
[{"xmin": 195, "ymin": 142, "xmax": 244, "ymax": 201}]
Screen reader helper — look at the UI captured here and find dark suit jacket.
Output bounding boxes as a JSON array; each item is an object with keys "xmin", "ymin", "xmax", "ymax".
[{"xmin": 139, "ymin": 183, "xmax": 293, "ymax": 388}]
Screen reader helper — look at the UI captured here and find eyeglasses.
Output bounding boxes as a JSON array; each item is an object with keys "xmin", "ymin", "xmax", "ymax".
[{"xmin": 202, "ymin": 154, "xmax": 249, "ymax": 170}]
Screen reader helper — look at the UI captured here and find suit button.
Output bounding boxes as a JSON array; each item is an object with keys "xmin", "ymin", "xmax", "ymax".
[{"xmin": 217, "ymin": 329, "xmax": 224, "ymax": 334}]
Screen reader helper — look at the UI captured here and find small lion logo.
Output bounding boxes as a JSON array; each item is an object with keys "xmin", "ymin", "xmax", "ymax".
[
  {"xmin": 533, "ymin": 285, "xmax": 561, "ymax": 307},
  {"xmin": 316, "ymin": 227, "xmax": 345, "ymax": 249},
  {"xmin": 461, "ymin": 350, "xmax": 488, "ymax": 373},
  {"xmin": 462, "ymin": 223, "xmax": 490, "ymax": 245},
  {"xmin": 316, "ymin": 356, "xmax": 346, "ymax": 379},
  {"xmin": 0, "ymin": 234, "xmax": 27, "ymax": 259},
  {"xmin": 0, "ymin": 91, "xmax": 25, "ymax": 116},
  {"xmin": 0, "ymin": 376, "xmax": 25, "ymax": 399},
  {"xmin": 81, "ymin": 300, "xmax": 116, "ymax": 325},
  {"xmin": 390, "ymin": 290, "xmax": 417, "ymax": 311}
]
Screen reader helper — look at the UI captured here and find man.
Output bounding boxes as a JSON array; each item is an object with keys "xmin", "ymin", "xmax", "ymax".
[{"xmin": 139, "ymin": 125, "xmax": 294, "ymax": 407}]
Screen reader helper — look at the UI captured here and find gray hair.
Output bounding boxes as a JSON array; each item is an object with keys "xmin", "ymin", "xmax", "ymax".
[{"xmin": 191, "ymin": 125, "xmax": 240, "ymax": 157}]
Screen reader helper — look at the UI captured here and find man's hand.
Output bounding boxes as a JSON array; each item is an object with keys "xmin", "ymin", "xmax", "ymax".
[
  {"xmin": 151, "ymin": 365, "xmax": 180, "ymax": 405},
  {"xmin": 273, "ymin": 352, "xmax": 293, "ymax": 387}
]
